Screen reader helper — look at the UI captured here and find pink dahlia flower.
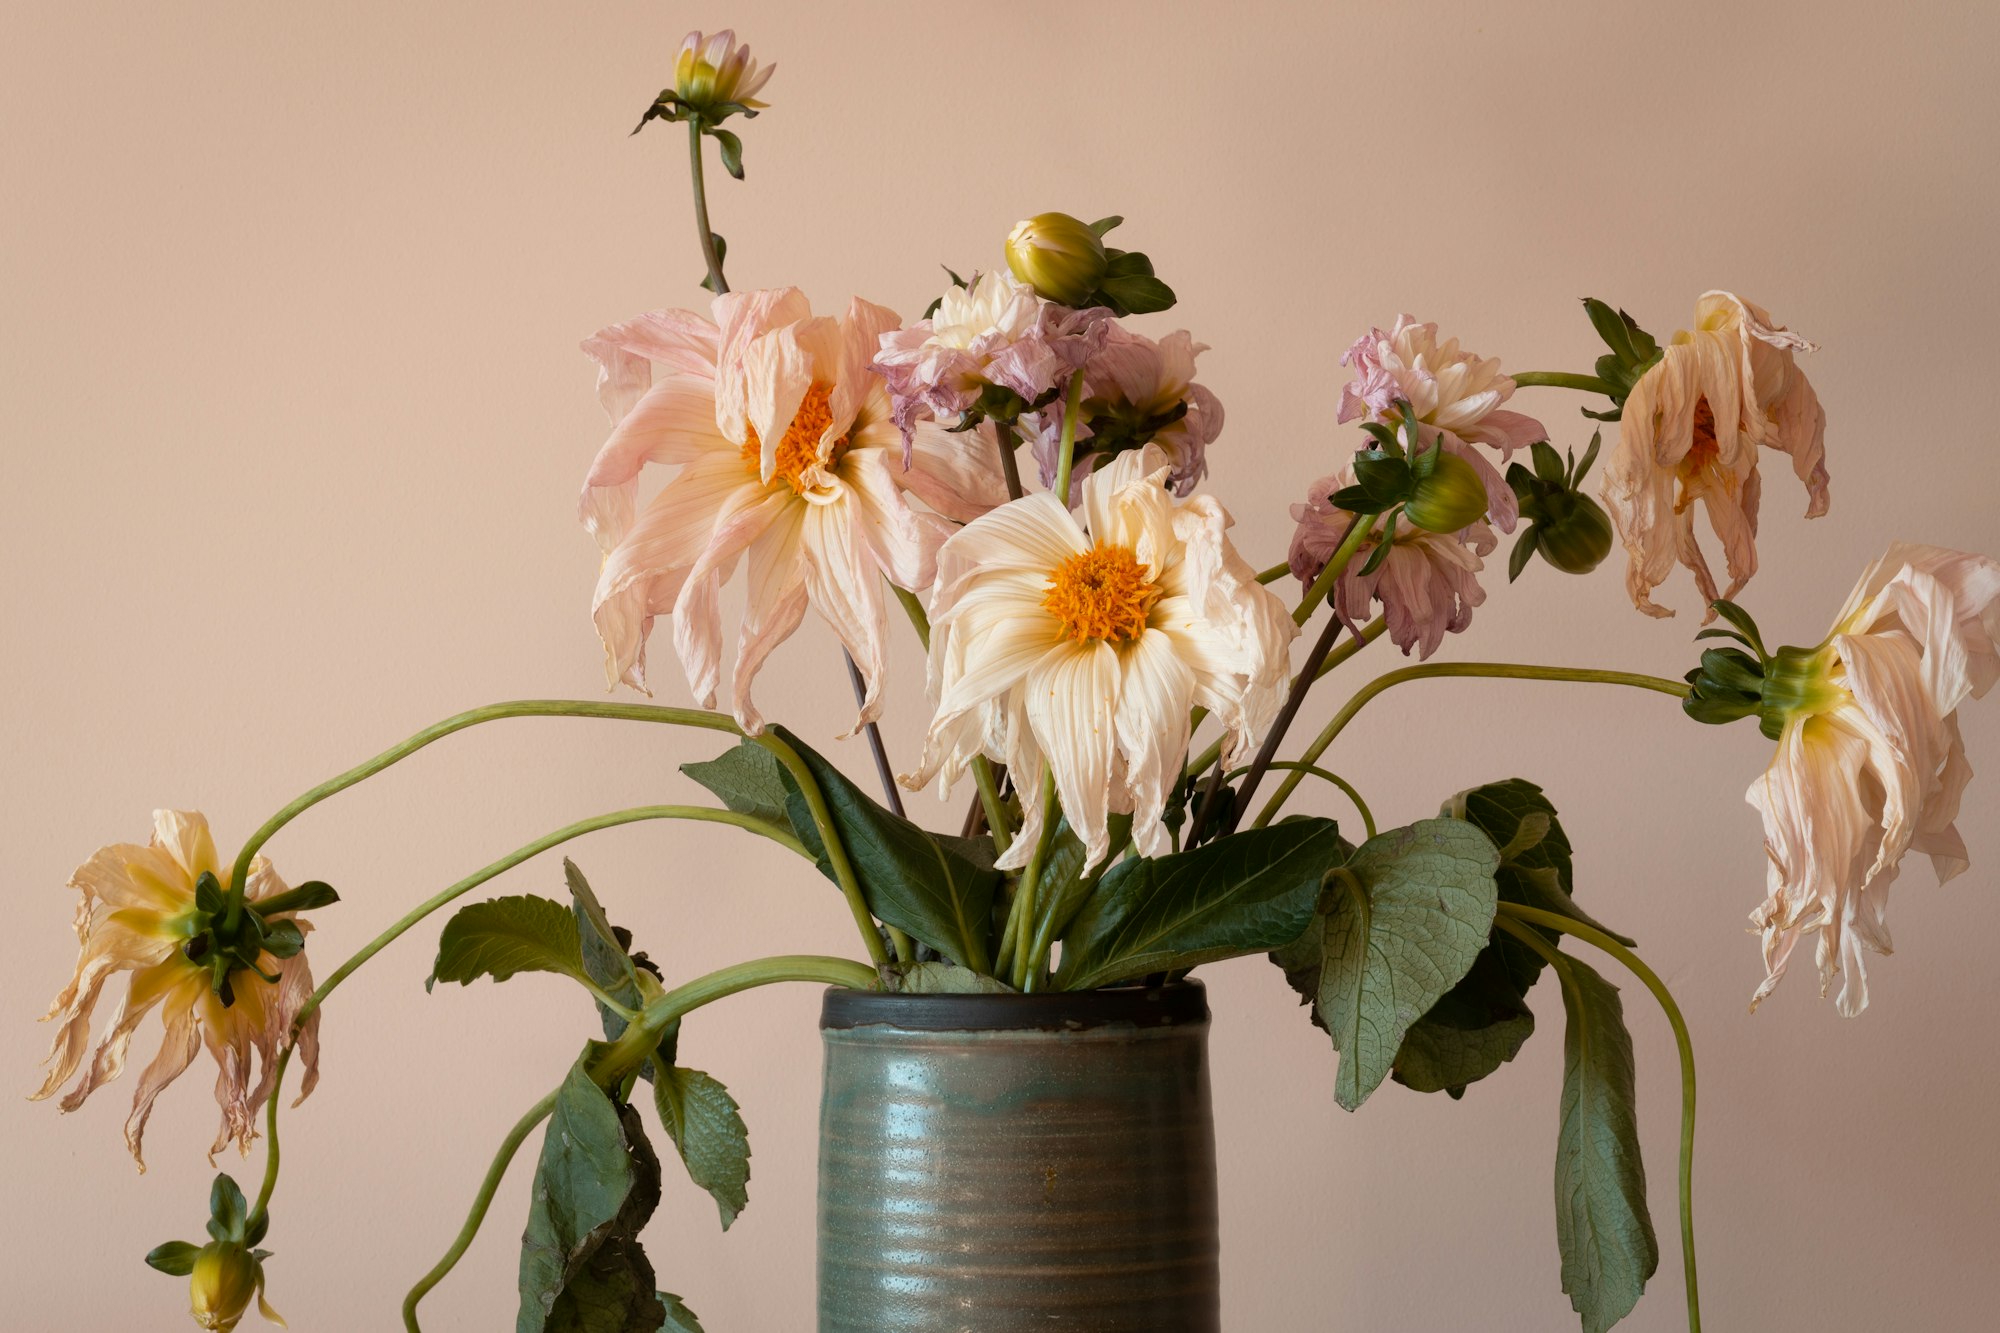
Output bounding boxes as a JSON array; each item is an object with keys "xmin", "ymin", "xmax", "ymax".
[
  {"xmin": 1337, "ymin": 315, "xmax": 1547, "ymax": 532},
  {"xmin": 1027, "ymin": 325, "xmax": 1223, "ymax": 502},
  {"xmin": 579, "ymin": 288, "xmax": 1006, "ymax": 732}
]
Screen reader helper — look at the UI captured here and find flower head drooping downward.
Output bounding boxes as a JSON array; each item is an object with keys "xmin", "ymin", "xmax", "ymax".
[
  {"xmin": 904, "ymin": 446, "xmax": 1296, "ymax": 867},
  {"xmin": 1745, "ymin": 543, "xmax": 1999, "ymax": 1015},
  {"xmin": 33, "ymin": 811, "xmax": 325, "ymax": 1170},
  {"xmin": 1601, "ymin": 291, "xmax": 1828, "ymax": 619},
  {"xmin": 1290, "ymin": 470, "xmax": 1498, "ymax": 659},
  {"xmin": 578, "ymin": 288, "xmax": 1009, "ymax": 733},
  {"xmin": 1337, "ymin": 315, "xmax": 1547, "ymax": 532}
]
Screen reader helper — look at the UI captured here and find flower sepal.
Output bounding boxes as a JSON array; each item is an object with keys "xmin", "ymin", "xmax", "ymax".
[
  {"xmin": 1576, "ymin": 297, "xmax": 1664, "ymax": 422},
  {"xmin": 182, "ymin": 872, "xmax": 338, "ymax": 1007},
  {"xmin": 1005, "ymin": 213, "xmax": 1176, "ymax": 314},
  {"xmin": 146, "ymin": 1175, "xmax": 283, "ymax": 1330},
  {"xmin": 1506, "ymin": 435, "xmax": 1614, "ymax": 578}
]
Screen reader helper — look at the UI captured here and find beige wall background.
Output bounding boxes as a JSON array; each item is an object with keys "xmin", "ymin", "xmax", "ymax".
[{"xmin": 5, "ymin": 1, "xmax": 1998, "ymax": 1328}]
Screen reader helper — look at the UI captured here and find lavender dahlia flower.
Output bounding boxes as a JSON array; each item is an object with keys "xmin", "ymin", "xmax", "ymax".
[{"xmin": 1028, "ymin": 324, "xmax": 1223, "ymax": 502}]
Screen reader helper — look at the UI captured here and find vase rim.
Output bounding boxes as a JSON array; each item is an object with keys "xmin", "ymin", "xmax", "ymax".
[{"xmin": 820, "ymin": 978, "xmax": 1208, "ymax": 1032}]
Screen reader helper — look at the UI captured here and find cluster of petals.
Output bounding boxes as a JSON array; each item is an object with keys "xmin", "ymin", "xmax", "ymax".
[
  {"xmin": 1028, "ymin": 324, "xmax": 1224, "ymax": 501},
  {"xmin": 33, "ymin": 810, "xmax": 321, "ymax": 1170},
  {"xmin": 1747, "ymin": 543, "xmax": 1998, "ymax": 1015},
  {"xmin": 904, "ymin": 446, "xmax": 1295, "ymax": 868},
  {"xmin": 1337, "ymin": 314, "xmax": 1546, "ymax": 531},
  {"xmin": 1290, "ymin": 470, "xmax": 1497, "ymax": 659},
  {"xmin": 870, "ymin": 270, "xmax": 1108, "ymax": 452},
  {"xmin": 578, "ymin": 288, "xmax": 1006, "ymax": 732},
  {"xmin": 674, "ymin": 29, "xmax": 774, "ymax": 111},
  {"xmin": 1601, "ymin": 290, "xmax": 1828, "ymax": 619}
]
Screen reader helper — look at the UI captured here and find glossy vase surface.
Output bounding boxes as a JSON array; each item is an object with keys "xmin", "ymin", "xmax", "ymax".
[{"xmin": 816, "ymin": 981, "xmax": 1220, "ymax": 1332}]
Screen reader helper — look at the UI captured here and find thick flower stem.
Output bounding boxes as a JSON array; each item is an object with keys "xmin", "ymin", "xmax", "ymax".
[
  {"xmin": 1293, "ymin": 511, "xmax": 1376, "ymax": 626},
  {"xmin": 993, "ymin": 417, "xmax": 1025, "ymax": 502},
  {"xmin": 687, "ymin": 118, "xmax": 728, "ymax": 295},
  {"xmin": 1494, "ymin": 906, "xmax": 1701, "ymax": 1333},
  {"xmin": 754, "ymin": 733, "xmax": 893, "ymax": 969},
  {"xmin": 224, "ymin": 700, "xmax": 742, "ymax": 896},
  {"xmin": 997, "ymin": 771, "xmax": 1058, "ymax": 988},
  {"xmin": 1510, "ymin": 369, "xmax": 1617, "ymax": 396},
  {"xmin": 403, "ymin": 953, "xmax": 877, "ymax": 1332},
  {"xmin": 1051, "ymin": 368, "xmax": 1086, "ymax": 503},
  {"xmin": 245, "ymin": 802, "xmax": 807, "ymax": 1229},
  {"xmin": 1254, "ymin": 663, "xmax": 1691, "ymax": 828}
]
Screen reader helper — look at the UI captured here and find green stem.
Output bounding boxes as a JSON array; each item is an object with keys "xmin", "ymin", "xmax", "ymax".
[
  {"xmin": 1510, "ymin": 370, "xmax": 1616, "ymax": 395},
  {"xmin": 1226, "ymin": 761, "xmax": 1376, "ymax": 840},
  {"xmin": 402, "ymin": 954, "xmax": 873, "ymax": 1331},
  {"xmin": 1255, "ymin": 561, "xmax": 1290, "ymax": 586},
  {"xmin": 246, "ymin": 802, "xmax": 801, "ymax": 1231},
  {"xmin": 1293, "ymin": 512, "xmax": 1377, "ymax": 626},
  {"xmin": 1254, "ymin": 662, "xmax": 1690, "ymax": 829},
  {"xmin": 225, "ymin": 700, "xmax": 740, "ymax": 896},
  {"xmin": 1051, "ymin": 368, "xmax": 1086, "ymax": 503},
  {"xmin": 1180, "ymin": 617, "xmax": 1386, "ymax": 787},
  {"xmin": 997, "ymin": 771, "xmax": 1057, "ymax": 988},
  {"xmin": 754, "ymin": 733, "xmax": 891, "ymax": 969},
  {"xmin": 401, "ymin": 1086, "xmax": 559, "ymax": 1332},
  {"xmin": 1495, "ymin": 905, "xmax": 1701, "ymax": 1333},
  {"xmin": 972, "ymin": 757, "xmax": 1014, "ymax": 858},
  {"xmin": 688, "ymin": 119, "xmax": 728, "ymax": 294}
]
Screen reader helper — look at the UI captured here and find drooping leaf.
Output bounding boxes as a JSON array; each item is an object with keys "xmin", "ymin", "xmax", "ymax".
[
  {"xmin": 1547, "ymin": 951, "xmax": 1658, "ymax": 1332},
  {"xmin": 564, "ymin": 861, "xmax": 670, "ymax": 1073},
  {"xmin": 430, "ymin": 895, "xmax": 589, "ymax": 991},
  {"xmin": 1302, "ymin": 818, "xmax": 1499, "ymax": 1111},
  {"xmin": 206, "ymin": 1174, "xmax": 249, "ymax": 1243},
  {"xmin": 658, "ymin": 1293, "xmax": 704, "ymax": 1332},
  {"xmin": 710, "ymin": 127, "xmax": 744, "ymax": 180},
  {"xmin": 652, "ymin": 1066, "xmax": 751, "ymax": 1231},
  {"xmin": 518, "ymin": 1054, "xmax": 669, "ymax": 1333},
  {"xmin": 886, "ymin": 961, "xmax": 1017, "ymax": 994},
  {"xmin": 1390, "ymin": 947, "xmax": 1535, "ymax": 1097},
  {"xmin": 1054, "ymin": 818, "xmax": 1342, "ymax": 992},
  {"xmin": 768, "ymin": 726, "xmax": 1001, "ymax": 973},
  {"xmin": 680, "ymin": 743, "xmax": 792, "ymax": 829},
  {"xmin": 144, "ymin": 1240, "xmax": 202, "ymax": 1276}
]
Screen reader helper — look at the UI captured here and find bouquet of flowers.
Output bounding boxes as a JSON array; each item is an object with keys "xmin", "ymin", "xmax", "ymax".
[{"xmin": 33, "ymin": 26, "xmax": 1997, "ymax": 1333}]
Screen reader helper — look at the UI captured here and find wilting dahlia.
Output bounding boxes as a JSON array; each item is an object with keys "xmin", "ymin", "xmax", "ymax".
[
  {"xmin": 1601, "ymin": 290, "xmax": 1828, "ymax": 619},
  {"xmin": 1747, "ymin": 543, "xmax": 1998, "ymax": 1015},
  {"xmin": 579, "ymin": 288, "xmax": 1005, "ymax": 732},
  {"xmin": 1337, "ymin": 315, "xmax": 1547, "ymax": 531},
  {"xmin": 904, "ymin": 446, "xmax": 1296, "ymax": 867},
  {"xmin": 33, "ymin": 811, "xmax": 322, "ymax": 1169},
  {"xmin": 1027, "ymin": 324, "xmax": 1224, "ymax": 501},
  {"xmin": 1290, "ymin": 471, "xmax": 1497, "ymax": 659}
]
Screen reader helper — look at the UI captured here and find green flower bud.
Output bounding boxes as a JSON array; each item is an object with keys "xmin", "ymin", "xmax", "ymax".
[
  {"xmin": 188, "ymin": 1242, "xmax": 262, "ymax": 1331},
  {"xmin": 1404, "ymin": 450, "xmax": 1489, "ymax": 533},
  {"xmin": 1532, "ymin": 492, "xmax": 1614, "ymax": 574},
  {"xmin": 1005, "ymin": 212, "xmax": 1108, "ymax": 306}
]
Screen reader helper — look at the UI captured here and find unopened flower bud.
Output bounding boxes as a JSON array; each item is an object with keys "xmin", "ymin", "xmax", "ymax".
[
  {"xmin": 1005, "ymin": 213, "xmax": 1107, "ymax": 306},
  {"xmin": 1532, "ymin": 493, "xmax": 1614, "ymax": 574},
  {"xmin": 1405, "ymin": 451, "xmax": 1489, "ymax": 533},
  {"xmin": 188, "ymin": 1242, "xmax": 262, "ymax": 1331}
]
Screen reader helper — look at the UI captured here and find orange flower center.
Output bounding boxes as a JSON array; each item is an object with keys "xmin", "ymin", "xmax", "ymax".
[
  {"xmin": 742, "ymin": 382, "xmax": 848, "ymax": 494},
  {"xmin": 1673, "ymin": 397, "xmax": 1732, "ymax": 511},
  {"xmin": 1043, "ymin": 542, "xmax": 1160, "ymax": 644}
]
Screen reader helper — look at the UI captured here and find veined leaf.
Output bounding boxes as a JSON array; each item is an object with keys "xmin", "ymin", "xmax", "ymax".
[
  {"xmin": 1390, "ymin": 947, "xmax": 1534, "ymax": 1097},
  {"xmin": 430, "ymin": 895, "xmax": 588, "ymax": 991},
  {"xmin": 658, "ymin": 1293, "xmax": 704, "ymax": 1332},
  {"xmin": 887, "ymin": 962, "xmax": 1017, "ymax": 994},
  {"xmin": 1548, "ymin": 951, "xmax": 1658, "ymax": 1332},
  {"xmin": 653, "ymin": 1066, "xmax": 751, "ymax": 1231},
  {"xmin": 564, "ymin": 861, "xmax": 671, "ymax": 1075},
  {"xmin": 1054, "ymin": 818, "xmax": 1342, "ymax": 992},
  {"xmin": 680, "ymin": 743, "xmax": 792, "ymax": 829}
]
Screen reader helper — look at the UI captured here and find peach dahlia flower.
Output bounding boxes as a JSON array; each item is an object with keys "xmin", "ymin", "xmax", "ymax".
[
  {"xmin": 1601, "ymin": 291, "xmax": 1827, "ymax": 618},
  {"xmin": 1748, "ymin": 543, "xmax": 1999, "ymax": 1015},
  {"xmin": 1338, "ymin": 315, "xmax": 1547, "ymax": 532},
  {"xmin": 33, "ymin": 811, "xmax": 321, "ymax": 1169},
  {"xmin": 903, "ymin": 447, "xmax": 1296, "ymax": 868},
  {"xmin": 579, "ymin": 289, "xmax": 1006, "ymax": 732}
]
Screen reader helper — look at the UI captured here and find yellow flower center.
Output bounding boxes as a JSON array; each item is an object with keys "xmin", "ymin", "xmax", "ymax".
[
  {"xmin": 1043, "ymin": 542, "xmax": 1160, "ymax": 644},
  {"xmin": 742, "ymin": 382, "xmax": 848, "ymax": 494}
]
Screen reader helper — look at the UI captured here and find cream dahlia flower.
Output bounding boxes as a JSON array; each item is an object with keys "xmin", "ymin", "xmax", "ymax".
[
  {"xmin": 579, "ymin": 288, "xmax": 1006, "ymax": 732},
  {"xmin": 904, "ymin": 447, "xmax": 1296, "ymax": 867},
  {"xmin": 1747, "ymin": 543, "xmax": 1999, "ymax": 1015},
  {"xmin": 33, "ymin": 811, "xmax": 322, "ymax": 1169},
  {"xmin": 1602, "ymin": 291, "xmax": 1827, "ymax": 619},
  {"xmin": 1290, "ymin": 470, "xmax": 1498, "ymax": 660},
  {"xmin": 673, "ymin": 29, "xmax": 774, "ymax": 116},
  {"xmin": 1338, "ymin": 315, "xmax": 1547, "ymax": 531}
]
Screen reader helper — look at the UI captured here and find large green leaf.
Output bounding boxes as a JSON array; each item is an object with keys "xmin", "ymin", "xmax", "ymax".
[
  {"xmin": 1305, "ymin": 818, "xmax": 1500, "ymax": 1111},
  {"xmin": 1547, "ymin": 951, "xmax": 1658, "ymax": 1332},
  {"xmin": 518, "ymin": 1054, "xmax": 668, "ymax": 1333},
  {"xmin": 1390, "ymin": 947, "xmax": 1535, "ymax": 1098},
  {"xmin": 680, "ymin": 743, "xmax": 792, "ymax": 829},
  {"xmin": 431, "ymin": 895, "xmax": 589, "ymax": 991},
  {"xmin": 767, "ymin": 726, "xmax": 1001, "ymax": 973},
  {"xmin": 1054, "ymin": 818, "xmax": 1343, "ymax": 992},
  {"xmin": 652, "ymin": 1066, "xmax": 751, "ymax": 1231}
]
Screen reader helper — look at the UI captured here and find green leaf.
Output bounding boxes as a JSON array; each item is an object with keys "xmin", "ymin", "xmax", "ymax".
[
  {"xmin": 254, "ymin": 880, "xmax": 340, "ymax": 916},
  {"xmin": 566, "ymin": 861, "xmax": 641, "ymax": 998},
  {"xmin": 1531, "ymin": 440, "xmax": 1567, "ymax": 485},
  {"xmin": 1582, "ymin": 297, "xmax": 1638, "ymax": 365},
  {"xmin": 430, "ymin": 895, "xmax": 589, "ymax": 991},
  {"xmin": 697, "ymin": 233, "xmax": 728, "ymax": 294},
  {"xmin": 1055, "ymin": 818, "xmax": 1342, "ymax": 992},
  {"xmin": 653, "ymin": 1066, "xmax": 751, "ymax": 1231},
  {"xmin": 206, "ymin": 1173, "xmax": 249, "ymax": 1243},
  {"xmin": 1390, "ymin": 946, "xmax": 1535, "ymax": 1097},
  {"xmin": 1573, "ymin": 430, "xmax": 1603, "ymax": 485},
  {"xmin": 519, "ymin": 1054, "xmax": 669, "ymax": 1333},
  {"xmin": 259, "ymin": 918, "xmax": 306, "ymax": 959},
  {"xmin": 145, "ymin": 1240, "xmax": 202, "ymax": 1276},
  {"xmin": 710, "ymin": 128, "xmax": 744, "ymax": 180},
  {"xmin": 681, "ymin": 742, "xmax": 792, "ymax": 829},
  {"xmin": 1508, "ymin": 527, "xmax": 1539, "ymax": 583},
  {"xmin": 768, "ymin": 726, "xmax": 1000, "ymax": 973},
  {"xmin": 1087, "ymin": 215, "xmax": 1124, "ymax": 236},
  {"xmin": 658, "ymin": 1293, "xmax": 704, "ymax": 1332},
  {"xmin": 1301, "ymin": 818, "xmax": 1500, "ymax": 1111},
  {"xmin": 886, "ymin": 961, "xmax": 1018, "ymax": 994},
  {"xmin": 1097, "ymin": 273, "xmax": 1177, "ymax": 315},
  {"xmin": 1548, "ymin": 951, "xmax": 1659, "ymax": 1332}
]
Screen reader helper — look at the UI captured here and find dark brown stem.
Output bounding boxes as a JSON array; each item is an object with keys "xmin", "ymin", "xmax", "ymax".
[{"xmin": 1218, "ymin": 606, "xmax": 1362, "ymax": 839}]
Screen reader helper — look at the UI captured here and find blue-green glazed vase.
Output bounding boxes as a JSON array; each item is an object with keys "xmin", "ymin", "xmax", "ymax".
[{"xmin": 816, "ymin": 981, "xmax": 1220, "ymax": 1331}]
